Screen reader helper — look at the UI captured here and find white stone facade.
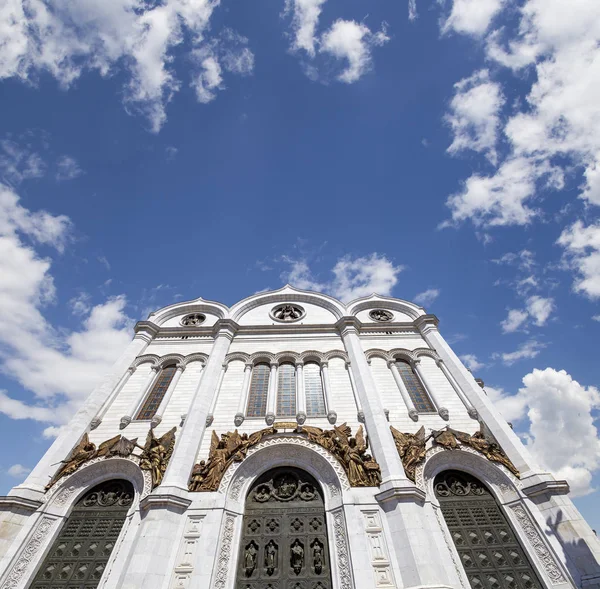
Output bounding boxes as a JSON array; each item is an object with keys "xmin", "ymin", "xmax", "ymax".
[{"xmin": 1, "ymin": 286, "xmax": 599, "ymax": 589}]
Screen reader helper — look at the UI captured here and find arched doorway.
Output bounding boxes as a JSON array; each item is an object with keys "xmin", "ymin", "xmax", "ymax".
[
  {"xmin": 30, "ymin": 479, "xmax": 134, "ymax": 589},
  {"xmin": 435, "ymin": 470, "xmax": 542, "ymax": 589},
  {"xmin": 236, "ymin": 467, "xmax": 332, "ymax": 589}
]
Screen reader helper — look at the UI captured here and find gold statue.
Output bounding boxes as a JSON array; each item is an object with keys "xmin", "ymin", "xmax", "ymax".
[
  {"xmin": 137, "ymin": 427, "xmax": 176, "ymax": 488},
  {"xmin": 432, "ymin": 427, "xmax": 520, "ymax": 478},
  {"xmin": 97, "ymin": 434, "xmax": 138, "ymax": 458},
  {"xmin": 46, "ymin": 433, "xmax": 97, "ymax": 490},
  {"xmin": 390, "ymin": 426, "xmax": 430, "ymax": 482}
]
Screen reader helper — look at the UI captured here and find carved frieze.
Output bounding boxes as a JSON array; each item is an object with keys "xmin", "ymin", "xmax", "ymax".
[
  {"xmin": 137, "ymin": 427, "xmax": 176, "ymax": 488},
  {"xmin": 45, "ymin": 432, "xmax": 140, "ymax": 490},
  {"xmin": 189, "ymin": 424, "xmax": 381, "ymax": 492}
]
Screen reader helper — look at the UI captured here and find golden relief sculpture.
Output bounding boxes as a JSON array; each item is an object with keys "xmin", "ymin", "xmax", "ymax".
[
  {"xmin": 137, "ymin": 427, "xmax": 177, "ymax": 488},
  {"xmin": 390, "ymin": 426, "xmax": 430, "ymax": 482},
  {"xmin": 432, "ymin": 427, "xmax": 519, "ymax": 477},
  {"xmin": 46, "ymin": 432, "xmax": 140, "ymax": 490},
  {"xmin": 189, "ymin": 423, "xmax": 381, "ymax": 491}
]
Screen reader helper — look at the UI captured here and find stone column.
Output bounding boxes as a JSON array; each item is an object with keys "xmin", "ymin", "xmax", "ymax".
[
  {"xmin": 337, "ymin": 317, "xmax": 451, "ymax": 589},
  {"xmin": 413, "ymin": 359, "xmax": 449, "ymax": 421},
  {"xmin": 119, "ymin": 365, "xmax": 160, "ymax": 429},
  {"xmin": 207, "ymin": 363, "xmax": 226, "ymax": 427},
  {"xmin": 415, "ymin": 314, "xmax": 539, "ymax": 475},
  {"xmin": 90, "ymin": 366, "xmax": 136, "ymax": 429},
  {"xmin": 321, "ymin": 362, "xmax": 337, "ymax": 424},
  {"xmin": 234, "ymin": 363, "xmax": 253, "ymax": 426},
  {"xmin": 12, "ymin": 323, "xmax": 158, "ymax": 501},
  {"xmin": 345, "ymin": 361, "xmax": 364, "ymax": 423},
  {"xmin": 265, "ymin": 362, "xmax": 278, "ymax": 425},
  {"xmin": 295, "ymin": 362, "xmax": 306, "ymax": 425},
  {"xmin": 437, "ymin": 359, "xmax": 478, "ymax": 419},
  {"xmin": 388, "ymin": 361, "xmax": 419, "ymax": 422},
  {"xmin": 151, "ymin": 363, "xmax": 186, "ymax": 428},
  {"xmin": 159, "ymin": 320, "xmax": 237, "ymax": 493}
]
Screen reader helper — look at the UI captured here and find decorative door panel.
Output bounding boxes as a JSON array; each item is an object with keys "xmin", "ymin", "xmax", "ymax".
[
  {"xmin": 30, "ymin": 480, "xmax": 133, "ymax": 589},
  {"xmin": 435, "ymin": 471, "xmax": 542, "ymax": 589},
  {"xmin": 236, "ymin": 468, "xmax": 332, "ymax": 589}
]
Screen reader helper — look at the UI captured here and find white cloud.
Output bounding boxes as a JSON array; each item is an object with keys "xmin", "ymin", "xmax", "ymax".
[
  {"xmin": 0, "ymin": 182, "xmax": 133, "ymax": 430},
  {"xmin": 285, "ymin": 0, "xmax": 327, "ymax": 57},
  {"xmin": 519, "ymin": 368, "xmax": 600, "ymax": 496},
  {"xmin": 495, "ymin": 339, "xmax": 545, "ymax": 365},
  {"xmin": 190, "ymin": 31, "xmax": 254, "ymax": 104},
  {"xmin": 526, "ymin": 295, "xmax": 554, "ymax": 326},
  {"xmin": 320, "ymin": 20, "xmax": 389, "ymax": 84},
  {"xmin": 55, "ymin": 155, "xmax": 83, "ymax": 181},
  {"xmin": 0, "ymin": 139, "xmax": 46, "ymax": 185},
  {"xmin": 442, "ymin": 0, "xmax": 504, "ymax": 37},
  {"xmin": 282, "ymin": 253, "xmax": 404, "ymax": 303},
  {"xmin": 0, "ymin": 1, "xmax": 253, "ymax": 132},
  {"xmin": 485, "ymin": 385, "xmax": 527, "ymax": 424},
  {"xmin": 408, "ymin": 0, "xmax": 417, "ymax": 21},
  {"xmin": 501, "ymin": 309, "xmax": 529, "ymax": 333},
  {"xmin": 558, "ymin": 221, "xmax": 600, "ymax": 299},
  {"xmin": 460, "ymin": 354, "xmax": 485, "ymax": 372},
  {"xmin": 446, "ymin": 70, "xmax": 504, "ymax": 164},
  {"xmin": 593, "ymin": 315, "xmax": 600, "ymax": 322},
  {"xmin": 7, "ymin": 463, "xmax": 31, "ymax": 478},
  {"xmin": 413, "ymin": 288, "xmax": 440, "ymax": 306}
]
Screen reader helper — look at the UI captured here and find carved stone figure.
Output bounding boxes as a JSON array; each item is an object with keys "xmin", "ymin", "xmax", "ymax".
[
  {"xmin": 431, "ymin": 428, "xmax": 459, "ymax": 450},
  {"xmin": 244, "ymin": 543, "xmax": 258, "ymax": 576},
  {"xmin": 97, "ymin": 434, "xmax": 138, "ymax": 458},
  {"xmin": 363, "ymin": 453, "xmax": 382, "ymax": 486},
  {"xmin": 390, "ymin": 426, "xmax": 430, "ymax": 482},
  {"xmin": 181, "ymin": 313, "xmax": 205, "ymax": 326},
  {"xmin": 313, "ymin": 541, "xmax": 324, "ymax": 574},
  {"xmin": 291, "ymin": 540, "xmax": 304, "ymax": 574},
  {"xmin": 137, "ymin": 427, "xmax": 176, "ymax": 488},
  {"xmin": 46, "ymin": 434, "xmax": 97, "ymax": 489},
  {"xmin": 265, "ymin": 541, "xmax": 277, "ymax": 575},
  {"xmin": 273, "ymin": 304, "xmax": 302, "ymax": 321},
  {"xmin": 369, "ymin": 309, "xmax": 393, "ymax": 322}
]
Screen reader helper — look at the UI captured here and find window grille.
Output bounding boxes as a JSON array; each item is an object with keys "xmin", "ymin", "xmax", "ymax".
[
  {"xmin": 395, "ymin": 359, "xmax": 435, "ymax": 413},
  {"xmin": 136, "ymin": 365, "xmax": 176, "ymax": 420},
  {"xmin": 304, "ymin": 363, "xmax": 326, "ymax": 417},
  {"xmin": 277, "ymin": 363, "xmax": 296, "ymax": 417},
  {"xmin": 246, "ymin": 363, "xmax": 270, "ymax": 417}
]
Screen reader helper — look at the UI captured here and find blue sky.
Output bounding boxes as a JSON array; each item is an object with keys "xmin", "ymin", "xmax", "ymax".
[{"xmin": 1, "ymin": 0, "xmax": 599, "ymax": 531}]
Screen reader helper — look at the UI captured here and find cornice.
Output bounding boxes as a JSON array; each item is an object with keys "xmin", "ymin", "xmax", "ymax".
[
  {"xmin": 134, "ymin": 321, "xmax": 161, "ymax": 338},
  {"xmin": 0, "ymin": 495, "xmax": 43, "ymax": 512},
  {"xmin": 139, "ymin": 492, "xmax": 192, "ymax": 511},
  {"xmin": 414, "ymin": 314, "xmax": 440, "ymax": 331},
  {"xmin": 522, "ymin": 479, "xmax": 570, "ymax": 498}
]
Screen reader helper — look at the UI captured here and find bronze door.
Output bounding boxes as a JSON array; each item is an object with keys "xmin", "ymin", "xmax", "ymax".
[
  {"xmin": 435, "ymin": 470, "xmax": 543, "ymax": 589},
  {"xmin": 236, "ymin": 467, "xmax": 332, "ymax": 589},
  {"xmin": 30, "ymin": 480, "xmax": 133, "ymax": 589}
]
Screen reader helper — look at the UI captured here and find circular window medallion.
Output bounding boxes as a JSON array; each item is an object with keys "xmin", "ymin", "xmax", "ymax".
[
  {"xmin": 369, "ymin": 309, "xmax": 394, "ymax": 322},
  {"xmin": 270, "ymin": 304, "xmax": 305, "ymax": 323},
  {"xmin": 180, "ymin": 313, "xmax": 206, "ymax": 327}
]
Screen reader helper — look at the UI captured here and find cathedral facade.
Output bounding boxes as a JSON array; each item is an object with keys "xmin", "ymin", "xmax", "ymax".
[{"xmin": 1, "ymin": 286, "xmax": 599, "ymax": 589}]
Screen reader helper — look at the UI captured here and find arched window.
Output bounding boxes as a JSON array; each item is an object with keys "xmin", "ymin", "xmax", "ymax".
[
  {"xmin": 304, "ymin": 362, "xmax": 326, "ymax": 417},
  {"xmin": 30, "ymin": 480, "xmax": 134, "ymax": 589},
  {"xmin": 247, "ymin": 363, "xmax": 270, "ymax": 417},
  {"xmin": 277, "ymin": 363, "xmax": 296, "ymax": 417},
  {"xmin": 395, "ymin": 359, "xmax": 435, "ymax": 413},
  {"xmin": 435, "ymin": 470, "xmax": 542, "ymax": 589},
  {"xmin": 136, "ymin": 365, "xmax": 176, "ymax": 420}
]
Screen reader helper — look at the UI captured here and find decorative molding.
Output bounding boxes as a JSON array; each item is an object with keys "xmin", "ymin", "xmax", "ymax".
[
  {"xmin": 269, "ymin": 303, "xmax": 305, "ymax": 323},
  {"xmin": 1, "ymin": 516, "xmax": 56, "ymax": 589},
  {"xmin": 226, "ymin": 349, "xmax": 349, "ymax": 367},
  {"xmin": 332, "ymin": 508, "xmax": 354, "ymax": 589},
  {"xmin": 170, "ymin": 515, "xmax": 204, "ymax": 589},
  {"xmin": 222, "ymin": 436, "xmax": 350, "ymax": 500},
  {"xmin": 434, "ymin": 507, "xmax": 466, "ymax": 589},
  {"xmin": 362, "ymin": 509, "xmax": 396, "ymax": 588},
  {"xmin": 213, "ymin": 512, "xmax": 236, "ymax": 589},
  {"xmin": 510, "ymin": 504, "xmax": 566, "ymax": 585},
  {"xmin": 418, "ymin": 445, "xmax": 519, "ymax": 495}
]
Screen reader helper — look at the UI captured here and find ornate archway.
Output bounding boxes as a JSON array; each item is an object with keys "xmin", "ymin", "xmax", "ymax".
[
  {"xmin": 30, "ymin": 479, "xmax": 134, "ymax": 589},
  {"xmin": 236, "ymin": 467, "xmax": 332, "ymax": 589},
  {"xmin": 435, "ymin": 470, "xmax": 542, "ymax": 589}
]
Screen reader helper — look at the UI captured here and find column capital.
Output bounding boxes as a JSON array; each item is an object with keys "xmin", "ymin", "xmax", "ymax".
[
  {"xmin": 134, "ymin": 321, "xmax": 160, "ymax": 341},
  {"xmin": 320, "ymin": 361, "xmax": 329, "ymax": 369},
  {"xmin": 414, "ymin": 314, "xmax": 440, "ymax": 334},
  {"xmin": 212, "ymin": 318, "xmax": 239, "ymax": 340},
  {"xmin": 334, "ymin": 316, "xmax": 361, "ymax": 335}
]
